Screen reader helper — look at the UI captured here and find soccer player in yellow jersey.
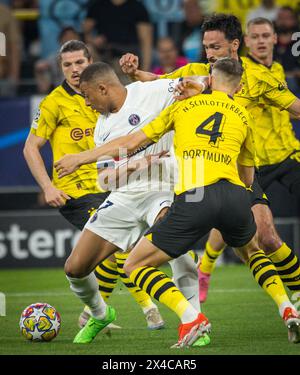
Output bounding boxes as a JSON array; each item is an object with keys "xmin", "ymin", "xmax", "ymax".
[
  {"xmin": 198, "ymin": 17, "xmax": 300, "ymax": 304},
  {"xmin": 120, "ymin": 14, "xmax": 300, "ymax": 309},
  {"xmin": 23, "ymin": 40, "xmax": 164, "ymax": 331},
  {"xmin": 55, "ymin": 58, "xmax": 300, "ymax": 346}
]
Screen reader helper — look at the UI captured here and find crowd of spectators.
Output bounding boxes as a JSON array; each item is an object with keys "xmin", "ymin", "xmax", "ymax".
[{"xmin": 0, "ymin": 0, "xmax": 300, "ymax": 96}]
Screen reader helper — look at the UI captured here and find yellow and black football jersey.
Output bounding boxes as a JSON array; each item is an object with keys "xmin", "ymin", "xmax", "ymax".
[
  {"xmin": 31, "ymin": 81, "xmax": 103, "ymax": 198},
  {"xmin": 238, "ymin": 56, "xmax": 300, "ymax": 166},
  {"xmin": 160, "ymin": 62, "xmax": 210, "ymax": 80},
  {"xmin": 161, "ymin": 57, "xmax": 299, "ymax": 167},
  {"xmin": 142, "ymin": 90, "xmax": 255, "ymax": 195}
]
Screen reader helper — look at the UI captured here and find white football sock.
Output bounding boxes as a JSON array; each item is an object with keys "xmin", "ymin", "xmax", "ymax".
[
  {"xmin": 181, "ymin": 305, "xmax": 199, "ymax": 324},
  {"xmin": 142, "ymin": 303, "xmax": 157, "ymax": 314},
  {"xmin": 67, "ymin": 273, "xmax": 107, "ymax": 320},
  {"xmin": 169, "ymin": 253, "xmax": 201, "ymax": 312},
  {"xmin": 279, "ymin": 301, "xmax": 298, "ymax": 317}
]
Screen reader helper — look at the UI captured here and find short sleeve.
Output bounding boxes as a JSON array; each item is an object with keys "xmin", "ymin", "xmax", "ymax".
[
  {"xmin": 142, "ymin": 103, "xmax": 178, "ymax": 142},
  {"xmin": 256, "ymin": 70, "xmax": 297, "ymax": 109},
  {"xmin": 30, "ymin": 96, "xmax": 58, "ymax": 140},
  {"xmin": 159, "ymin": 63, "xmax": 209, "ymax": 80},
  {"xmin": 237, "ymin": 122, "xmax": 256, "ymax": 167}
]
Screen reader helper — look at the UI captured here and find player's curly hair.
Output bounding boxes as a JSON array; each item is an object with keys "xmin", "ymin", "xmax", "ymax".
[{"xmin": 202, "ymin": 13, "xmax": 242, "ymax": 42}]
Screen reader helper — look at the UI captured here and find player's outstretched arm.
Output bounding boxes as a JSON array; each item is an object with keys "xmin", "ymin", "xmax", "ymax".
[
  {"xmin": 98, "ymin": 151, "xmax": 168, "ymax": 191},
  {"xmin": 23, "ymin": 133, "xmax": 70, "ymax": 207},
  {"xmin": 174, "ymin": 76, "xmax": 209, "ymax": 100},
  {"xmin": 119, "ymin": 53, "xmax": 158, "ymax": 82},
  {"xmin": 55, "ymin": 130, "xmax": 151, "ymax": 178}
]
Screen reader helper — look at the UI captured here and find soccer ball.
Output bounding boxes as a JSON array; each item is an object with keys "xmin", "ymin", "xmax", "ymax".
[{"xmin": 19, "ymin": 302, "xmax": 61, "ymax": 342}]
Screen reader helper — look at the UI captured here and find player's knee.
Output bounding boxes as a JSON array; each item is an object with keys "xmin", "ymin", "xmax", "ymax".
[
  {"xmin": 64, "ymin": 257, "xmax": 88, "ymax": 278},
  {"xmin": 258, "ymin": 232, "xmax": 282, "ymax": 253}
]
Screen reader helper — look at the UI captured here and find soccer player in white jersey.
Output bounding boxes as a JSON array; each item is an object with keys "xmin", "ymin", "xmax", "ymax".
[{"xmin": 56, "ymin": 62, "xmax": 210, "ymax": 345}]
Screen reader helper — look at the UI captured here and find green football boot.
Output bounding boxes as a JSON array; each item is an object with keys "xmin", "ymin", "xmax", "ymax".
[
  {"xmin": 192, "ymin": 333, "xmax": 211, "ymax": 347},
  {"xmin": 73, "ymin": 305, "xmax": 116, "ymax": 344}
]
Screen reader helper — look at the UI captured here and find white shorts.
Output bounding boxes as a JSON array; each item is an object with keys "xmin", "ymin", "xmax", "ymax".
[{"xmin": 84, "ymin": 191, "xmax": 174, "ymax": 251}]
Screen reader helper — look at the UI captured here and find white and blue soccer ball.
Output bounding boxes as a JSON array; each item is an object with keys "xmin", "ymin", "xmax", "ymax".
[{"xmin": 19, "ymin": 302, "xmax": 61, "ymax": 342}]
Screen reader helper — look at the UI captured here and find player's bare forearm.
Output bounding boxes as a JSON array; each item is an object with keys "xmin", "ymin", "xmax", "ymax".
[
  {"xmin": 23, "ymin": 138, "xmax": 70, "ymax": 206},
  {"xmin": 129, "ymin": 69, "xmax": 158, "ymax": 82},
  {"xmin": 55, "ymin": 130, "xmax": 150, "ymax": 178},
  {"xmin": 99, "ymin": 152, "xmax": 167, "ymax": 190},
  {"xmin": 23, "ymin": 138, "xmax": 53, "ymax": 191},
  {"xmin": 237, "ymin": 164, "xmax": 254, "ymax": 188}
]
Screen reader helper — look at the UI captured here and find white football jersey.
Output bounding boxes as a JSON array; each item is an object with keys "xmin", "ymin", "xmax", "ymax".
[{"xmin": 94, "ymin": 79, "xmax": 179, "ymax": 192}]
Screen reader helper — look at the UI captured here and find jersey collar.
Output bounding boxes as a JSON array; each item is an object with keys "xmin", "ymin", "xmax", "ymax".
[
  {"xmin": 202, "ymin": 89, "xmax": 234, "ymax": 101},
  {"xmin": 62, "ymin": 80, "xmax": 83, "ymax": 97},
  {"xmin": 246, "ymin": 53, "xmax": 273, "ymax": 69},
  {"xmin": 208, "ymin": 56, "xmax": 244, "ymax": 74}
]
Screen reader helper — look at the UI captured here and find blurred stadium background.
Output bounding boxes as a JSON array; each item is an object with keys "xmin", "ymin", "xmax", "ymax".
[{"xmin": 0, "ymin": 0, "xmax": 299, "ymax": 270}]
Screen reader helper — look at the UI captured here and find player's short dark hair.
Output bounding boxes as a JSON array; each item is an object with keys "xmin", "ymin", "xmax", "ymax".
[
  {"xmin": 212, "ymin": 58, "xmax": 243, "ymax": 81},
  {"xmin": 202, "ymin": 13, "xmax": 242, "ymax": 42},
  {"xmin": 246, "ymin": 17, "xmax": 275, "ymax": 32},
  {"xmin": 59, "ymin": 40, "xmax": 91, "ymax": 60},
  {"xmin": 80, "ymin": 62, "xmax": 116, "ymax": 84}
]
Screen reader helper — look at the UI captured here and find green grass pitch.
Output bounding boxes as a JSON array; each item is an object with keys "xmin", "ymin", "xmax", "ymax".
[{"xmin": 0, "ymin": 264, "xmax": 299, "ymax": 355}]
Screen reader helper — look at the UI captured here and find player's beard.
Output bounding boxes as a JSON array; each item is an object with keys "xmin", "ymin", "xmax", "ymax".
[{"xmin": 208, "ymin": 48, "xmax": 233, "ymax": 66}]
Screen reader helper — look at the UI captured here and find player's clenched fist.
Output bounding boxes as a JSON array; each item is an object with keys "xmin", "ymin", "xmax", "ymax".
[{"xmin": 119, "ymin": 53, "xmax": 139, "ymax": 75}]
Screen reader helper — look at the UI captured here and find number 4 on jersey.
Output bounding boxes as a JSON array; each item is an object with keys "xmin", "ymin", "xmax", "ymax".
[{"xmin": 196, "ymin": 112, "xmax": 225, "ymax": 148}]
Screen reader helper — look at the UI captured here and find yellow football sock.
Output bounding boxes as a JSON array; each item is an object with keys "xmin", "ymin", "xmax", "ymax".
[
  {"xmin": 268, "ymin": 243, "xmax": 300, "ymax": 292},
  {"xmin": 115, "ymin": 252, "xmax": 154, "ymax": 310},
  {"xmin": 130, "ymin": 266, "xmax": 191, "ymax": 319},
  {"xmin": 94, "ymin": 259, "xmax": 119, "ymax": 300},
  {"xmin": 200, "ymin": 241, "xmax": 226, "ymax": 275},
  {"xmin": 248, "ymin": 250, "xmax": 289, "ymax": 307}
]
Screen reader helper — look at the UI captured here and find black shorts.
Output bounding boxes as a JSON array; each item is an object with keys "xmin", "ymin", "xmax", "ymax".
[
  {"xmin": 59, "ymin": 192, "xmax": 110, "ymax": 231},
  {"xmin": 248, "ymin": 171, "xmax": 269, "ymax": 207},
  {"xmin": 146, "ymin": 180, "xmax": 257, "ymax": 259},
  {"xmin": 257, "ymin": 151, "xmax": 300, "ymax": 199}
]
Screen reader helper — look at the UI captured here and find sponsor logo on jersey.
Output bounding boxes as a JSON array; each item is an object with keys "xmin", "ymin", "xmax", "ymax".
[
  {"xmin": 70, "ymin": 127, "xmax": 94, "ymax": 141},
  {"xmin": 128, "ymin": 114, "xmax": 140, "ymax": 126}
]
